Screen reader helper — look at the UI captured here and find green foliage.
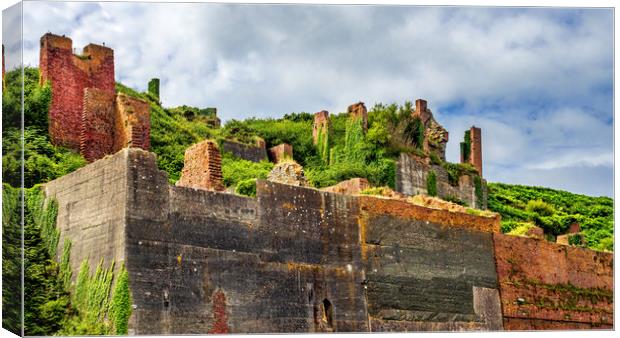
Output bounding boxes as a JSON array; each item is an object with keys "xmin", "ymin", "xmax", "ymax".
[
  {"xmin": 488, "ymin": 183, "xmax": 613, "ymax": 251},
  {"xmin": 507, "ymin": 222, "xmax": 537, "ymax": 236},
  {"xmin": 221, "ymin": 152, "xmax": 273, "ymax": 192},
  {"xmin": 360, "ymin": 186, "xmax": 391, "ymax": 196},
  {"xmin": 236, "ymin": 178, "xmax": 258, "ymax": 197},
  {"xmin": 109, "ymin": 265, "xmax": 132, "ymax": 335},
  {"xmin": 441, "ymin": 162, "xmax": 478, "ymax": 186},
  {"xmin": 2, "ymin": 68, "xmax": 86, "ymax": 188},
  {"xmin": 23, "ymin": 187, "xmax": 70, "ymax": 336},
  {"xmin": 148, "ymin": 78, "xmax": 160, "ymax": 99},
  {"xmin": 526, "ymin": 199, "xmax": 556, "ymax": 216},
  {"xmin": 461, "ymin": 130, "xmax": 471, "ymax": 161},
  {"xmin": 2, "ymin": 185, "xmax": 22, "ymax": 335},
  {"xmin": 426, "ymin": 171, "xmax": 437, "ymax": 197},
  {"xmin": 474, "ymin": 175, "xmax": 484, "ymax": 208},
  {"xmin": 444, "ymin": 195, "xmax": 467, "ymax": 206}
]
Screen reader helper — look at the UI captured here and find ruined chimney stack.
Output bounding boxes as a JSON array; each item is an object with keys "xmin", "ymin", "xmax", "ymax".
[
  {"xmin": 347, "ymin": 102, "xmax": 368, "ymax": 132},
  {"xmin": 468, "ymin": 126, "xmax": 483, "ymax": 176},
  {"xmin": 312, "ymin": 110, "xmax": 330, "ymax": 144},
  {"xmin": 415, "ymin": 99, "xmax": 427, "ymax": 114}
]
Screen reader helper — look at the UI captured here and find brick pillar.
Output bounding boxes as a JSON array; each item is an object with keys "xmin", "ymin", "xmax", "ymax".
[
  {"xmin": 177, "ymin": 140, "xmax": 225, "ymax": 191},
  {"xmin": 470, "ymin": 126, "xmax": 482, "ymax": 177},
  {"xmin": 312, "ymin": 110, "xmax": 330, "ymax": 144},
  {"xmin": 415, "ymin": 99, "xmax": 427, "ymax": 114},
  {"xmin": 347, "ymin": 102, "xmax": 367, "ymax": 132}
]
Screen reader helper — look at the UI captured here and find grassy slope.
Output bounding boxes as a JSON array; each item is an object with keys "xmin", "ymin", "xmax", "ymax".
[{"xmin": 488, "ymin": 182, "xmax": 613, "ymax": 251}]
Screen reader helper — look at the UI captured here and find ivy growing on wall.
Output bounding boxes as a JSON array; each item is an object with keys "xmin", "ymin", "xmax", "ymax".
[
  {"xmin": 460, "ymin": 130, "xmax": 471, "ymax": 162},
  {"xmin": 427, "ymin": 171, "xmax": 438, "ymax": 197}
]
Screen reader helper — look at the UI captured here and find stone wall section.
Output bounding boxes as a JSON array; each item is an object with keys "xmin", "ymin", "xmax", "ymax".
[
  {"xmin": 493, "ymin": 234, "xmax": 613, "ymax": 329},
  {"xmin": 412, "ymin": 99, "xmax": 449, "ymax": 161},
  {"xmin": 396, "ymin": 153, "xmax": 487, "ymax": 209},
  {"xmin": 321, "ymin": 178, "xmax": 370, "ymax": 195},
  {"xmin": 42, "ymin": 149, "xmax": 130, "ymax": 276}
]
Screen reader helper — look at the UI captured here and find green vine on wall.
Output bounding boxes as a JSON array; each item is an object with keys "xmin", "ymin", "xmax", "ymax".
[
  {"xmin": 474, "ymin": 175, "xmax": 484, "ymax": 209},
  {"xmin": 460, "ymin": 129, "xmax": 471, "ymax": 162},
  {"xmin": 427, "ymin": 171, "xmax": 438, "ymax": 197}
]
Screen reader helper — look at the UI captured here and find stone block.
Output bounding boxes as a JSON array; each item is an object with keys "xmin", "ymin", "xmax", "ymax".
[{"xmin": 268, "ymin": 143, "xmax": 293, "ymax": 163}]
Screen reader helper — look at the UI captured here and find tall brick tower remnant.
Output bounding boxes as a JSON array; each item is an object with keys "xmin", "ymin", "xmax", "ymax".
[
  {"xmin": 312, "ymin": 110, "xmax": 330, "ymax": 144},
  {"xmin": 460, "ymin": 126, "xmax": 483, "ymax": 176},
  {"xmin": 40, "ymin": 33, "xmax": 115, "ymax": 149},
  {"xmin": 39, "ymin": 33, "xmax": 151, "ymax": 163},
  {"xmin": 347, "ymin": 102, "xmax": 368, "ymax": 132}
]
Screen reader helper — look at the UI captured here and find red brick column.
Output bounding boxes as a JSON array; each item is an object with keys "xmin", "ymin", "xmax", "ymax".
[
  {"xmin": 177, "ymin": 140, "xmax": 225, "ymax": 191},
  {"xmin": 469, "ymin": 126, "xmax": 482, "ymax": 176},
  {"xmin": 347, "ymin": 102, "xmax": 368, "ymax": 132},
  {"xmin": 312, "ymin": 110, "xmax": 330, "ymax": 144}
]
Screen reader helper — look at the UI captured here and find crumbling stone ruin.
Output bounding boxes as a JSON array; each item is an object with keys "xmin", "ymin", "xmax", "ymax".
[
  {"xmin": 321, "ymin": 177, "xmax": 370, "ymax": 195},
  {"xmin": 267, "ymin": 160, "xmax": 310, "ymax": 187},
  {"xmin": 412, "ymin": 99, "xmax": 449, "ymax": 161},
  {"xmin": 42, "ymin": 148, "xmax": 613, "ymax": 333},
  {"xmin": 177, "ymin": 139, "xmax": 225, "ymax": 191},
  {"xmin": 40, "ymin": 33, "xmax": 150, "ymax": 162}
]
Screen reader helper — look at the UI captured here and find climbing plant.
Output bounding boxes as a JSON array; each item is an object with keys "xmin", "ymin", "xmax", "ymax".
[{"xmin": 427, "ymin": 171, "xmax": 438, "ymax": 197}]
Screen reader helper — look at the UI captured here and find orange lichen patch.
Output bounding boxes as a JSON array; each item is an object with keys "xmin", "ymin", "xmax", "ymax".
[
  {"xmin": 503, "ymin": 318, "xmax": 612, "ymax": 330},
  {"xmin": 359, "ymin": 195, "xmax": 500, "ymax": 233}
]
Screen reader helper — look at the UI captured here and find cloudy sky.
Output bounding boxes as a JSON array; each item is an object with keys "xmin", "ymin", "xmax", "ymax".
[{"xmin": 3, "ymin": 1, "xmax": 614, "ymax": 197}]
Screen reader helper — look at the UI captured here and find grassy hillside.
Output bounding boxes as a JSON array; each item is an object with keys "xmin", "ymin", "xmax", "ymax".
[{"xmin": 488, "ymin": 183, "xmax": 613, "ymax": 251}]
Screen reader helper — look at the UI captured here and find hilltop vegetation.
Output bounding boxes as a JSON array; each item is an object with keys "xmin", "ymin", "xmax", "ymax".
[{"xmin": 488, "ymin": 183, "xmax": 613, "ymax": 251}]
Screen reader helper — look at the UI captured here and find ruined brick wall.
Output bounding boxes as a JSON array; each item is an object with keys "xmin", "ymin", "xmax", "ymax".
[
  {"xmin": 268, "ymin": 143, "xmax": 293, "ymax": 163},
  {"xmin": 396, "ymin": 153, "xmax": 487, "ymax": 209},
  {"xmin": 221, "ymin": 140, "xmax": 268, "ymax": 163},
  {"xmin": 493, "ymin": 234, "xmax": 613, "ymax": 330},
  {"xmin": 312, "ymin": 110, "xmax": 330, "ymax": 144},
  {"xmin": 80, "ymin": 88, "xmax": 116, "ymax": 162},
  {"xmin": 177, "ymin": 140, "xmax": 224, "ymax": 191},
  {"xmin": 39, "ymin": 33, "xmax": 114, "ymax": 150},
  {"xmin": 114, "ymin": 93, "xmax": 151, "ymax": 151},
  {"xmin": 347, "ymin": 102, "xmax": 367, "ymax": 132}
]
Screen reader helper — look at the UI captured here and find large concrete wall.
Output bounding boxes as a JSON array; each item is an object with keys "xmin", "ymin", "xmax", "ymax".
[
  {"xmin": 358, "ymin": 197, "xmax": 502, "ymax": 331},
  {"xmin": 494, "ymin": 234, "xmax": 613, "ymax": 330},
  {"xmin": 43, "ymin": 149, "xmax": 129, "ymax": 276},
  {"xmin": 221, "ymin": 140, "xmax": 268, "ymax": 163},
  {"xmin": 43, "ymin": 149, "xmax": 613, "ymax": 334}
]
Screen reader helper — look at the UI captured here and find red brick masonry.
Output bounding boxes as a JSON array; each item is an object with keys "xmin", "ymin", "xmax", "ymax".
[{"xmin": 493, "ymin": 234, "xmax": 613, "ymax": 330}]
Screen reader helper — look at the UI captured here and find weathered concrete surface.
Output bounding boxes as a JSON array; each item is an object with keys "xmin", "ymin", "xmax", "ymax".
[
  {"xmin": 43, "ymin": 149, "xmax": 613, "ymax": 333},
  {"xmin": 396, "ymin": 153, "xmax": 488, "ymax": 209},
  {"xmin": 321, "ymin": 178, "xmax": 369, "ymax": 195},
  {"xmin": 359, "ymin": 196, "xmax": 502, "ymax": 331},
  {"xmin": 494, "ymin": 234, "xmax": 613, "ymax": 330},
  {"xmin": 221, "ymin": 140, "xmax": 268, "ymax": 163},
  {"xmin": 43, "ymin": 148, "xmax": 129, "ymax": 276}
]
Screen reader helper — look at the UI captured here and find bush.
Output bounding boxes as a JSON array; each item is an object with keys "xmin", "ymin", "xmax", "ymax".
[
  {"xmin": 221, "ymin": 153, "xmax": 273, "ymax": 189},
  {"xmin": 526, "ymin": 199, "xmax": 555, "ymax": 216},
  {"xmin": 235, "ymin": 179, "xmax": 258, "ymax": 197}
]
